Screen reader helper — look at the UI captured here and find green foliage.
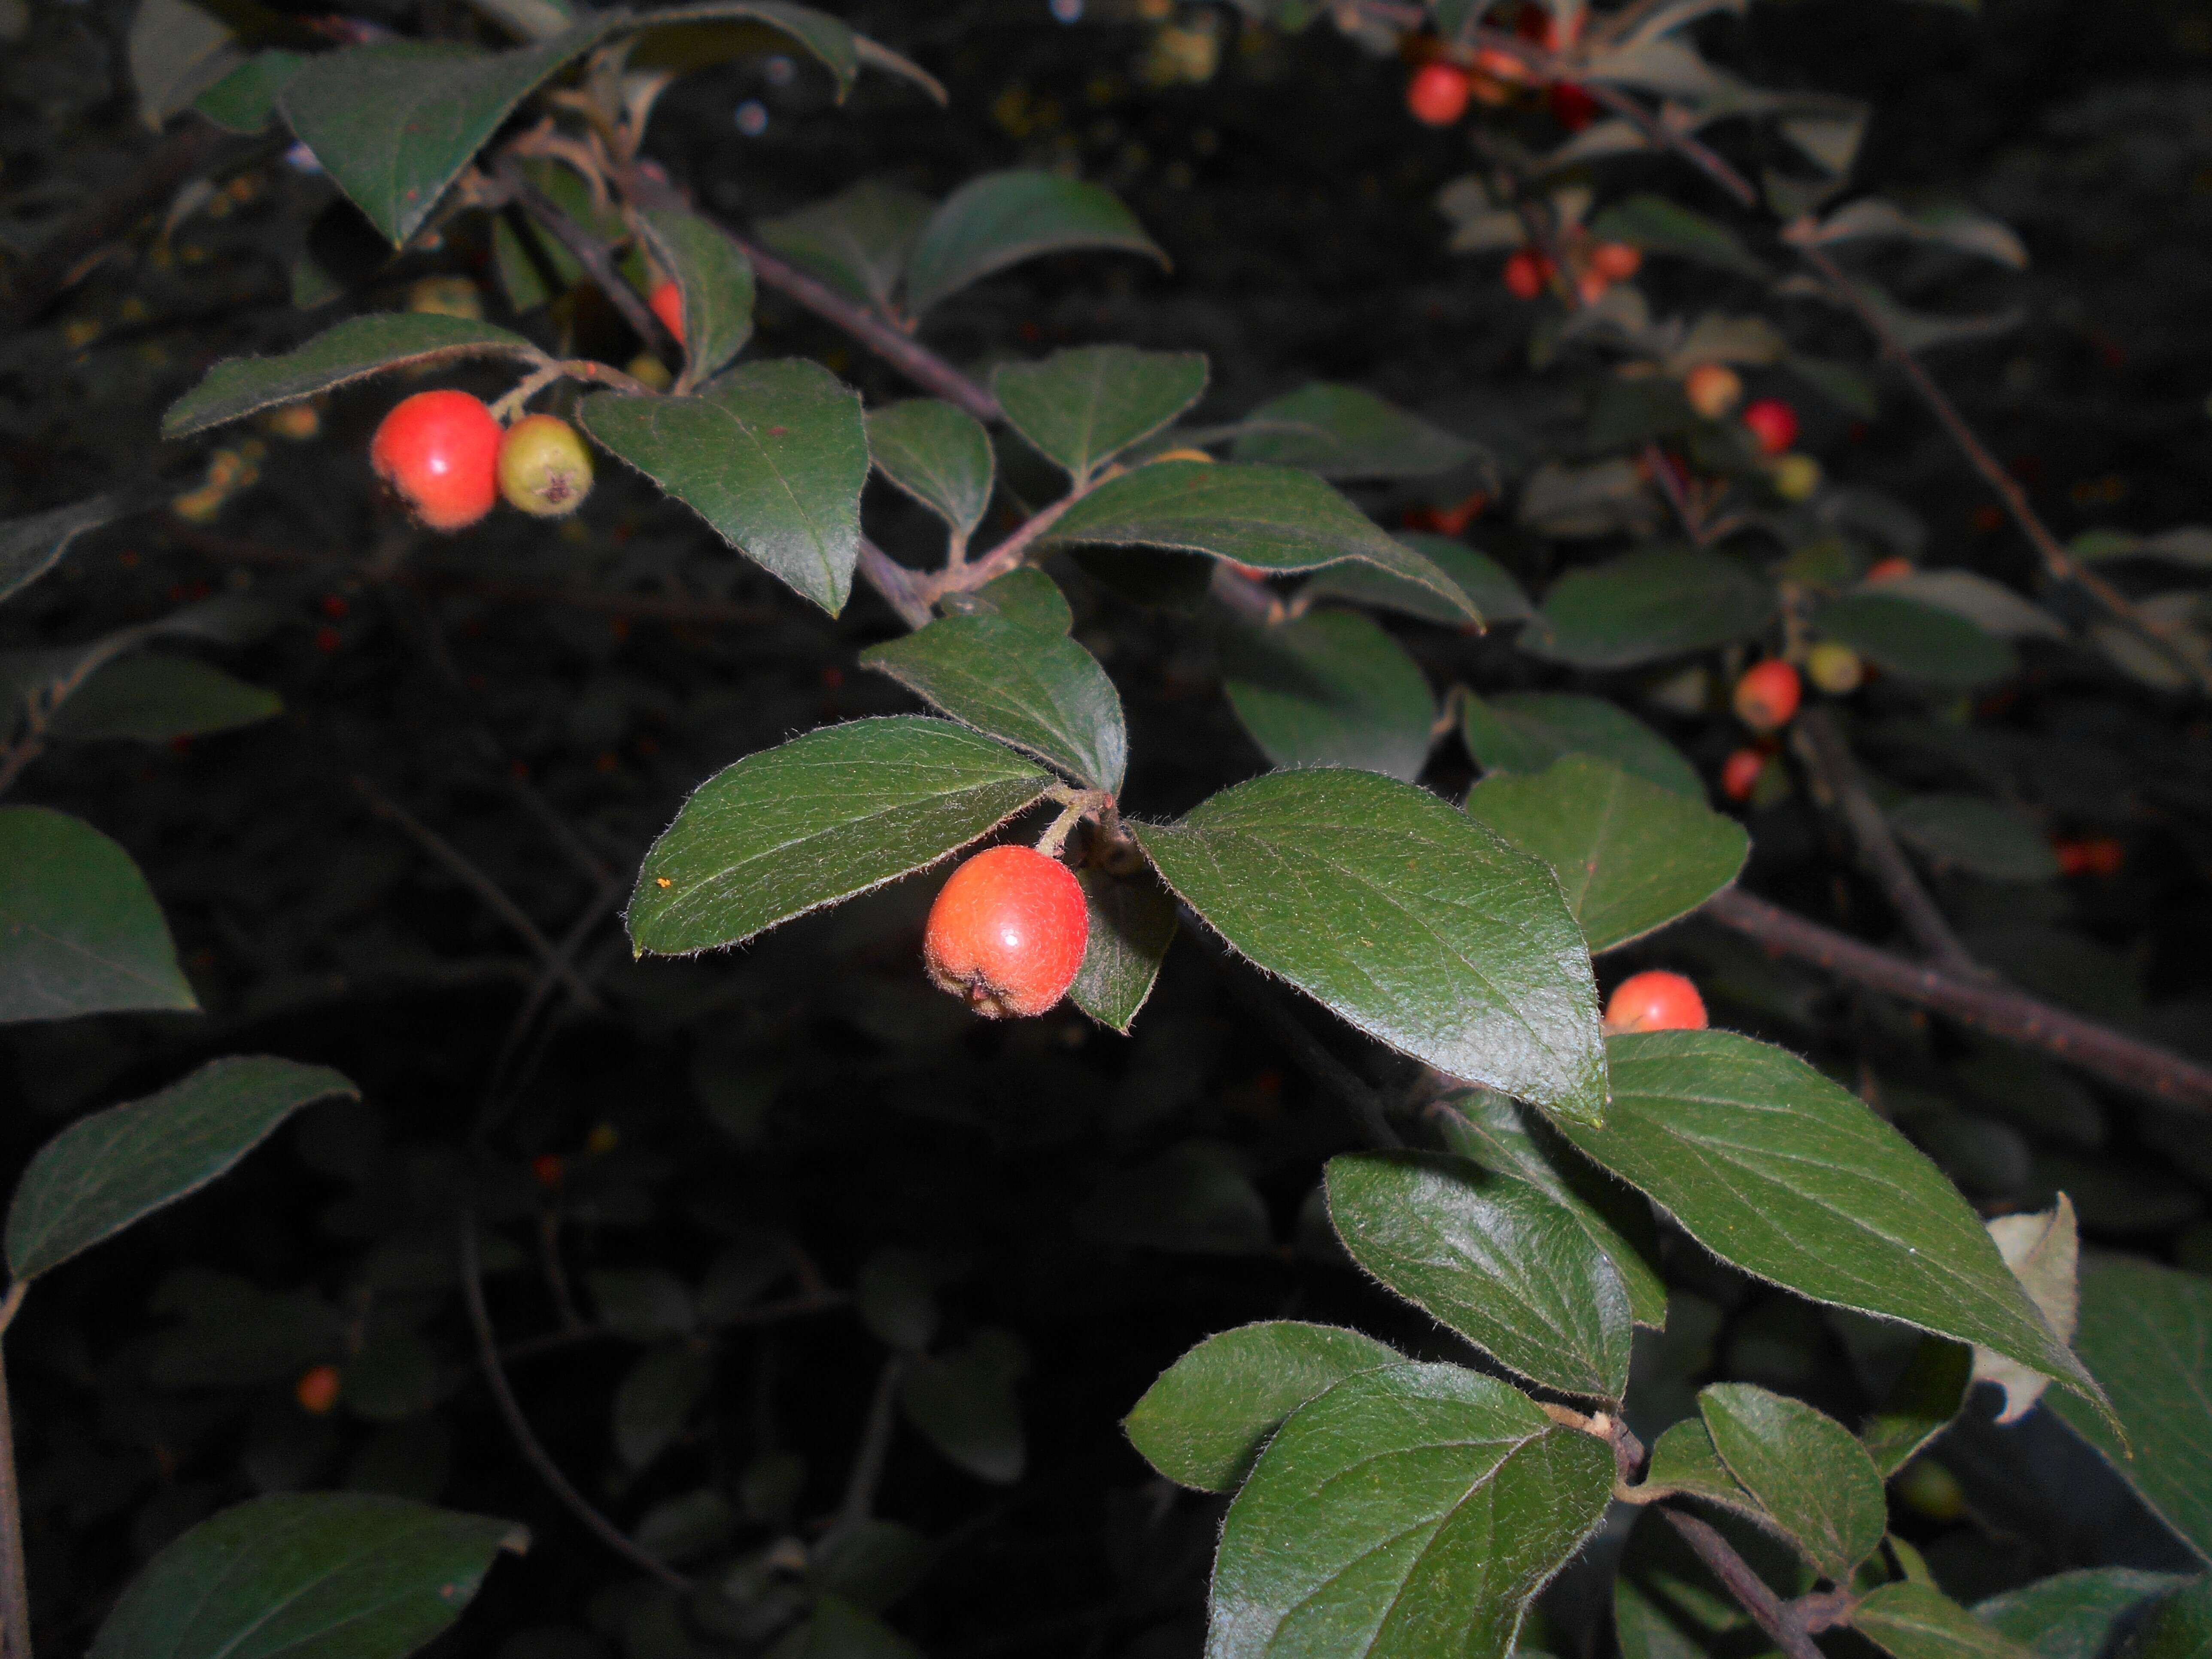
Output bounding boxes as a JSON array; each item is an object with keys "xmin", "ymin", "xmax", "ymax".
[
  {"xmin": 1524, "ymin": 547, "xmax": 1774, "ymax": 669},
  {"xmin": 0, "ymin": 806, "xmax": 197, "ymax": 1021},
  {"xmin": 1698, "ymin": 1382, "xmax": 1885, "ymax": 1580},
  {"xmin": 902, "ymin": 170, "xmax": 1167, "ymax": 316},
  {"xmin": 994, "ymin": 346, "xmax": 1208, "ymax": 484},
  {"xmin": 866, "ymin": 400, "xmax": 996, "ymax": 541},
  {"xmin": 638, "ymin": 207, "xmax": 756, "ymax": 388},
  {"xmin": 1220, "ymin": 608, "xmax": 1436, "ymax": 781}
]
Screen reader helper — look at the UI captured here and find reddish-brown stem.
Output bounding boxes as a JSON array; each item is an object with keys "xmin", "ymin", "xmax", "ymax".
[
  {"xmin": 495, "ymin": 158, "xmax": 674, "ymax": 358},
  {"xmin": 1658, "ymin": 1509, "xmax": 1825, "ymax": 1659}
]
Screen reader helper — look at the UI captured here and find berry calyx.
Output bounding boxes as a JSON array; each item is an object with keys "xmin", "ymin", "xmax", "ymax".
[
  {"xmin": 295, "ymin": 1364, "xmax": 341, "ymax": 1415},
  {"xmin": 370, "ymin": 390, "xmax": 501, "ymax": 532},
  {"xmin": 1604, "ymin": 971, "xmax": 1707, "ymax": 1033},
  {"xmin": 1683, "ymin": 363, "xmax": 1743, "ymax": 420},
  {"xmin": 648, "ymin": 278, "xmax": 685, "ymax": 346},
  {"xmin": 1771, "ymin": 452, "xmax": 1822, "ymax": 501},
  {"xmin": 1589, "ymin": 241, "xmax": 1641, "ymax": 281},
  {"xmin": 1720, "ymin": 747, "xmax": 1766, "ymax": 802},
  {"xmin": 1741, "ymin": 397, "xmax": 1799, "ymax": 457},
  {"xmin": 498, "ymin": 414, "xmax": 594, "ymax": 518},
  {"xmin": 1407, "ymin": 63, "xmax": 1472, "ymax": 126},
  {"xmin": 923, "ymin": 845, "xmax": 1088, "ymax": 1019},
  {"xmin": 1504, "ymin": 248, "xmax": 1553, "ymax": 300},
  {"xmin": 1805, "ymin": 640, "xmax": 1864, "ymax": 695},
  {"xmin": 1733, "ymin": 659, "xmax": 1802, "ymax": 731}
]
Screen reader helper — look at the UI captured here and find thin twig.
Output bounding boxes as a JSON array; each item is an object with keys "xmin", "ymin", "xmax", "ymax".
[
  {"xmin": 1658, "ymin": 1508, "xmax": 1823, "ymax": 1659},
  {"xmin": 837, "ymin": 1355, "xmax": 908, "ymax": 1533},
  {"xmin": 456, "ymin": 1211, "xmax": 693, "ymax": 1592},
  {"xmin": 860, "ymin": 538, "xmax": 935, "ymax": 629},
  {"xmin": 495, "ymin": 158, "xmax": 674, "ymax": 357},
  {"xmin": 0, "ymin": 1323, "xmax": 30, "ymax": 1659},
  {"xmin": 1216, "ymin": 955, "xmax": 1403, "ymax": 1149}
]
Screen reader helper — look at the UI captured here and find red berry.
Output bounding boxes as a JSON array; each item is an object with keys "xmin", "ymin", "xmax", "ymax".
[
  {"xmin": 1604, "ymin": 971, "xmax": 1708, "ymax": 1034},
  {"xmin": 1865, "ymin": 556, "xmax": 1914, "ymax": 584},
  {"xmin": 369, "ymin": 389, "xmax": 501, "ymax": 532},
  {"xmin": 313, "ymin": 625, "xmax": 342, "ymax": 654},
  {"xmin": 1589, "ymin": 241, "xmax": 1641, "ymax": 281},
  {"xmin": 648, "ymin": 279, "xmax": 684, "ymax": 346},
  {"xmin": 1548, "ymin": 81, "xmax": 1598, "ymax": 130},
  {"xmin": 295, "ymin": 1364, "xmax": 341, "ymax": 1415},
  {"xmin": 531, "ymin": 1152, "xmax": 565, "ymax": 1190},
  {"xmin": 320, "ymin": 594, "xmax": 349, "ymax": 620},
  {"xmin": 923, "ymin": 845, "xmax": 1088, "ymax": 1019},
  {"xmin": 1720, "ymin": 747, "xmax": 1765, "ymax": 802},
  {"xmin": 2054, "ymin": 836, "xmax": 2124, "ymax": 878},
  {"xmin": 1407, "ymin": 63, "xmax": 1472, "ymax": 127},
  {"xmin": 1741, "ymin": 398, "xmax": 1799, "ymax": 458},
  {"xmin": 1733, "ymin": 660, "xmax": 1802, "ymax": 732},
  {"xmin": 1504, "ymin": 248, "xmax": 1551, "ymax": 300}
]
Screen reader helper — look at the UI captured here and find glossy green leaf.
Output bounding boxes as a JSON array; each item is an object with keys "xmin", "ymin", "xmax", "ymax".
[
  {"xmin": 1229, "ymin": 383, "xmax": 1476, "ymax": 479},
  {"xmin": 88, "ymin": 1492, "xmax": 525, "ymax": 1659},
  {"xmin": 280, "ymin": 28, "xmax": 610, "ymax": 245},
  {"xmin": 615, "ymin": 1345, "xmax": 711, "ymax": 1471},
  {"xmin": 860, "ymin": 613, "xmax": 1126, "ymax": 791},
  {"xmin": 1068, "ymin": 869, "xmax": 1176, "ymax": 1033},
  {"xmin": 1461, "ymin": 690, "xmax": 1703, "ymax": 799},
  {"xmin": 903, "ymin": 170, "xmax": 1165, "ymax": 316},
  {"xmin": 49, "ymin": 654, "xmax": 280, "ymax": 744},
  {"xmin": 1976, "ymin": 1569, "xmax": 2194, "ymax": 1659},
  {"xmin": 757, "ymin": 180, "xmax": 933, "ymax": 310},
  {"xmin": 1523, "ymin": 547, "xmax": 1774, "ymax": 669},
  {"xmin": 1220, "ymin": 609, "xmax": 1436, "ymax": 782},
  {"xmin": 0, "ymin": 806, "xmax": 196, "ymax": 1022},
  {"xmin": 580, "ymin": 359, "xmax": 868, "ymax": 614},
  {"xmin": 0, "ymin": 493, "xmax": 138, "ymax": 607},
  {"xmin": 1888, "ymin": 795, "xmax": 2059, "ymax": 884},
  {"xmin": 1860, "ymin": 1336, "xmax": 1973, "ymax": 1476},
  {"xmin": 627, "ymin": 717, "xmax": 1051, "ymax": 956},
  {"xmin": 1134, "ymin": 768, "xmax": 1606, "ymax": 1121},
  {"xmin": 1435, "ymin": 1088, "xmax": 1665, "ymax": 1328},
  {"xmin": 2050, "ymin": 1254, "xmax": 2212, "ymax": 1562},
  {"xmin": 1557, "ymin": 1032, "xmax": 2104, "ymax": 1415},
  {"xmin": 1208, "ymin": 1362, "xmax": 1614, "ymax": 1659},
  {"xmin": 1700, "ymin": 1382, "xmax": 1886, "ymax": 1581},
  {"xmin": 1042, "ymin": 462, "xmax": 1481, "ymax": 623},
  {"xmin": 899, "ymin": 1333, "xmax": 1025, "ymax": 1483},
  {"xmin": 1638, "ymin": 1417, "xmax": 1759, "ymax": 1513},
  {"xmin": 1465, "ymin": 756, "xmax": 1748, "ymax": 952},
  {"xmin": 1326, "ymin": 1151, "xmax": 1633, "ymax": 1399},
  {"xmin": 1855, "ymin": 1583, "xmax": 2038, "ymax": 1659},
  {"xmin": 1300, "ymin": 533, "xmax": 1532, "ymax": 628},
  {"xmin": 951, "ymin": 567, "xmax": 1072, "ymax": 634},
  {"xmin": 192, "ymin": 47, "xmax": 304, "ymax": 133},
  {"xmin": 1123, "ymin": 1321, "xmax": 1401, "ymax": 1493},
  {"xmin": 1818, "ymin": 593, "xmax": 2018, "ymax": 687},
  {"xmin": 8, "ymin": 1056, "xmax": 355, "ymax": 1280},
  {"xmin": 624, "ymin": 3, "xmax": 863, "ymax": 94},
  {"xmin": 995, "ymin": 346, "xmax": 1207, "ymax": 483},
  {"xmin": 866, "ymin": 399, "xmax": 995, "ymax": 541},
  {"xmin": 1078, "ymin": 1140, "xmax": 1272, "ymax": 1256},
  {"xmin": 1589, "ymin": 194, "xmax": 1769, "ymax": 278},
  {"xmin": 164, "ymin": 313, "xmax": 542, "ymax": 438},
  {"xmin": 639, "ymin": 207, "xmax": 754, "ymax": 389}
]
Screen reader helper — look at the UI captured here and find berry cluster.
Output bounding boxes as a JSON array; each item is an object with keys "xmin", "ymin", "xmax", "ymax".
[{"xmin": 370, "ymin": 391, "xmax": 594, "ymax": 531}]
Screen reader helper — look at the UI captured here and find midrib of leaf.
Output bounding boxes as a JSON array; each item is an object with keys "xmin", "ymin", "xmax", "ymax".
[
  {"xmin": 14, "ymin": 920, "xmax": 177, "ymax": 993},
  {"xmin": 192, "ymin": 1524, "xmax": 410, "ymax": 1659}
]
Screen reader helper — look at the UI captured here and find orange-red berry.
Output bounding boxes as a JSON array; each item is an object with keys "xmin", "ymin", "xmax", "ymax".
[
  {"xmin": 923, "ymin": 845, "xmax": 1088, "ymax": 1020},
  {"xmin": 1604, "ymin": 971, "xmax": 1708, "ymax": 1033},
  {"xmin": 369, "ymin": 389, "xmax": 501, "ymax": 532},
  {"xmin": 295, "ymin": 1364, "xmax": 341, "ymax": 1415},
  {"xmin": 2054, "ymin": 836, "xmax": 2124, "ymax": 878},
  {"xmin": 1683, "ymin": 363, "xmax": 1743, "ymax": 420},
  {"xmin": 648, "ymin": 279, "xmax": 684, "ymax": 346},
  {"xmin": 1720, "ymin": 747, "xmax": 1766, "ymax": 802},
  {"xmin": 1865, "ymin": 556, "xmax": 1915, "ymax": 584},
  {"xmin": 1733, "ymin": 659, "xmax": 1802, "ymax": 732},
  {"xmin": 1741, "ymin": 397, "xmax": 1799, "ymax": 458},
  {"xmin": 1407, "ymin": 63, "xmax": 1472, "ymax": 126},
  {"xmin": 1589, "ymin": 241, "xmax": 1641, "ymax": 281},
  {"xmin": 1504, "ymin": 248, "xmax": 1552, "ymax": 300},
  {"xmin": 531, "ymin": 1152, "xmax": 565, "ymax": 1189}
]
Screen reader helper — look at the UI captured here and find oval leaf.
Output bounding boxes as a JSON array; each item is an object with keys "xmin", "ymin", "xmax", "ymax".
[
  {"xmin": 1133, "ymin": 769, "xmax": 1606, "ymax": 1122},
  {"xmin": 1300, "ymin": 532, "xmax": 1532, "ymax": 629},
  {"xmin": 1124, "ymin": 1321, "xmax": 1401, "ymax": 1493},
  {"xmin": 639, "ymin": 207, "xmax": 755, "ymax": 389},
  {"xmin": 88, "ymin": 1492, "xmax": 526, "ymax": 1659},
  {"xmin": 1818, "ymin": 592, "xmax": 2018, "ymax": 687},
  {"xmin": 49, "ymin": 654, "xmax": 281, "ymax": 744},
  {"xmin": 1221, "ymin": 609, "xmax": 1437, "ymax": 783},
  {"xmin": 1888, "ymin": 795, "xmax": 2058, "ymax": 884},
  {"xmin": 903, "ymin": 170, "xmax": 1165, "ymax": 317},
  {"xmin": 0, "ymin": 806, "xmax": 196, "ymax": 1022},
  {"xmin": 1855, "ymin": 1583, "xmax": 2039, "ymax": 1659},
  {"xmin": 1699, "ymin": 1382, "xmax": 1886, "ymax": 1581},
  {"xmin": 8, "ymin": 1056, "xmax": 356, "ymax": 1280},
  {"xmin": 757, "ymin": 180, "xmax": 933, "ymax": 310},
  {"xmin": 1068, "ymin": 868, "xmax": 1176, "ymax": 1034},
  {"xmin": 867, "ymin": 399, "xmax": 995, "ymax": 541},
  {"xmin": 627, "ymin": 717, "xmax": 1051, "ymax": 956},
  {"xmin": 1460, "ymin": 690, "xmax": 1702, "ymax": 799},
  {"xmin": 1208, "ymin": 1362, "xmax": 1614, "ymax": 1659},
  {"xmin": 994, "ymin": 346, "xmax": 1207, "ymax": 483},
  {"xmin": 899, "ymin": 1335, "xmax": 1025, "ymax": 1484},
  {"xmin": 1326, "ymin": 1151, "xmax": 1633, "ymax": 1400},
  {"xmin": 0, "ymin": 492, "xmax": 142, "ymax": 608},
  {"xmin": 1523, "ymin": 546, "xmax": 1774, "ymax": 670},
  {"xmin": 1231, "ymin": 383, "xmax": 1476, "ymax": 480}
]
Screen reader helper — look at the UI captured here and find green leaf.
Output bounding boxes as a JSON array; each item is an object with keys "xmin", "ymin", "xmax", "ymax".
[
  {"xmin": 1699, "ymin": 1382, "xmax": 1886, "ymax": 1581},
  {"xmin": 1638, "ymin": 1417, "xmax": 1759, "ymax": 1513},
  {"xmin": 1589, "ymin": 194, "xmax": 1769, "ymax": 278},
  {"xmin": 0, "ymin": 493, "xmax": 138, "ymax": 607},
  {"xmin": 7, "ymin": 1056, "xmax": 355, "ymax": 1280},
  {"xmin": 1813, "ymin": 198, "xmax": 2028, "ymax": 270},
  {"xmin": 855, "ymin": 1248, "xmax": 938, "ymax": 1352},
  {"xmin": 757, "ymin": 180, "xmax": 933, "ymax": 310},
  {"xmin": 1220, "ymin": 609, "xmax": 1437, "ymax": 782},
  {"xmin": 615, "ymin": 1345, "xmax": 712, "ymax": 1470},
  {"xmin": 1229, "ymin": 383, "xmax": 1477, "ymax": 479},
  {"xmin": 1326, "ymin": 1151, "xmax": 1633, "ymax": 1400},
  {"xmin": 0, "ymin": 806, "xmax": 197, "ymax": 1022},
  {"xmin": 1860, "ymin": 1336, "xmax": 1973, "ymax": 1476},
  {"xmin": 638, "ymin": 207, "xmax": 754, "ymax": 389},
  {"xmin": 1461, "ymin": 690, "xmax": 1703, "ymax": 800},
  {"xmin": 1976, "ymin": 1569, "xmax": 2193, "ymax": 1659},
  {"xmin": 589, "ymin": 1268, "xmax": 695, "ymax": 1340},
  {"xmin": 1855, "ymin": 1583, "xmax": 2038, "ymax": 1659},
  {"xmin": 899, "ymin": 1333, "xmax": 1025, "ymax": 1483},
  {"xmin": 1817, "ymin": 593, "xmax": 2018, "ymax": 687},
  {"xmin": 949, "ymin": 567, "xmax": 1072, "ymax": 634},
  {"xmin": 1465, "ymin": 756, "xmax": 1748, "ymax": 952},
  {"xmin": 1887, "ymin": 795, "xmax": 2059, "ymax": 884},
  {"xmin": 1300, "ymin": 532, "xmax": 1533, "ymax": 628},
  {"xmin": 1042, "ymin": 461, "xmax": 1482, "ymax": 624},
  {"xmin": 279, "ymin": 28, "xmax": 611, "ymax": 245},
  {"xmin": 88, "ymin": 1492, "xmax": 525, "ymax": 1659},
  {"xmin": 2125, "ymin": 1580, "xmax": 2212, "ymax": 1659},
  {"xmin": 625, "ymin": 1, "xmax": 863, "ymax": 93},
  {"xmin": 859, "ymin": 613, "xmax": 1126, "ymax": 791},
  {"xmin": 903, "ymin": 170, "xmax": 1165, "ymax": 317},
  {"xmin": 810, "ymin": 1518, "xmax": 932, "ymax": 1612},
  {"xmin": 866, "ymin": 399, "xmax": 995, "ymax": 541},
  {"xmin": 627, "ymin": 717, "xmax": 1051, "ymax": 956},
  {"xmin": 1556, "ymin": 1031, "xmax": 2104, "ymax": 1416},
  {"xmin": 1078, "ymin": 1140, "xmax": 1273, "ymax": 1256},
  {"xmin": 149, "ymin": 1270, "xmax": 341, "ymax": 1387},
  {"xmin": 192, "ymin": 47, "xmax": 304, "ymax": 133},
  {"xmin": 164, "ymin": 313, "xmax": 543, "ymax": 438},
  {"xmin": 2050, "ymin": 1254, "xmax": 2212, "ymax": 1563},
  {"xmin": 995, "ymin": 346, "xmax": 1208, "ymax": 484},
  {"xmin": 49, "ymin": 654, "xmax": 280, "ymax": 744},
  {"xmin": 1435, "ymin": 1088, "xmax": 1666, "ymax": 1328},
  {"xmin": 1068, "ymin": 869, "xmax": 1176, "ymax": 1034},
  {"xmin": 1208, "ymin": 1362, "xmax": 1614, "ymax": 1659},
  {"xmin": 1133, "ymin": 768, "xmax": 1606, "ymax": 1122},
  {"xmin": 1523, "ymin": 547, "xmax": 1774, "ymax": 670},
  {"xmin": 1124, "ymin": 1321, "xmax": 1401, "ymax": 1493},
  {"xmin": 580, "ymin": 358, "xmax": 868, "ymax": 614}
]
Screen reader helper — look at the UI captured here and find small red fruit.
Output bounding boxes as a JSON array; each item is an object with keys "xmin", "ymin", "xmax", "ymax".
[
  {"xmin": 313, "ymin": 625, "xmax": 342, "ymax": 654},
  {"xmin": 1733, "ymin": 659, "xmax": 1802, "ymax": 732},
  {"xmin": 1683, "ymin": 363, "xmax": 1743, "ymax": 420},
  {"xmin": 1720, "ymin": 747, "xmax": 1766, "ymax": 802},
  {"xmin": 1865, "ymin": 556, "xmax": 1915, "ymax": 584},
  {"xmin": 369, "ymin": 389, "xmax": 501, "ymax": 532},
  {"xmin": 1589, "ymin": 241, "xmax": 1641, "ymax": 281},
  {"xmin": 648, "ymin": 278, "xmax": 684, "ymax": 346},
  {"xmin": 1407, "ymin": 62, "xmax": 1472, "ymax": 127},
  {"xmin": 295, "ymin": 1364, "xmax": 341, "ymax": 1416},
  {"xmin": 1548, "ymin": 81, "xmax": 1598, "ymax": 131},
  {"xmin": 2054, "ymin": 836, "xmax": 2124, "ymax": 878},
  {"xmin": 531, "ymin": 1152, "xmax": 564, "ymax": 1190},
  {"xmin": 1741, "ymin": 397, "xmax": 1799, "ymax": 457},
  {"xmin": 1604, "ymin": 971, "xmax": 1708, "ymax": 1034},
  {"xmin": 923, "ymin": 845, "xmax": 1088, "ymax": 1020},
  {"xmin": 1504, "ymin": 248, "xmax": 1552, "ymax": 300}
]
